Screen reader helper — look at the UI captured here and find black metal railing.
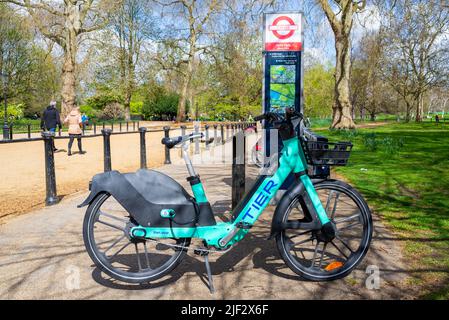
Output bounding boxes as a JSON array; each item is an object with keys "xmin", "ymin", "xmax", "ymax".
[{"xmin": 32, "ymin": 121, "xmax": 256, "ymax": 206}]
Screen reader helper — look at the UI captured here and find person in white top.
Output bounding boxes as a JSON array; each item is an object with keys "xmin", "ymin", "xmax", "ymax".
[{"xmin": 64, "ymin": 107, "xmax": 86, "ymax": 156}]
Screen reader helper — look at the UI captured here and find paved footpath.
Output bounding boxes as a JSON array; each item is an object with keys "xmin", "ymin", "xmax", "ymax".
[{"xmin": 0, "ymin": 134, "xmax": 412, "ymax": 299}]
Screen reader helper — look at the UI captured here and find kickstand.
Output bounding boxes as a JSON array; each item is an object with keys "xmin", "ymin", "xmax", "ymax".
[{"xmin": 204, "ymin": 254, "xmax": 215, "ymax": 294}]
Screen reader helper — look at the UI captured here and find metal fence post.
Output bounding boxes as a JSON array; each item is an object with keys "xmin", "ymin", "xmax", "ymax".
[
  {"xmin": 42, "ymin": 132, "xmax": 58, "ymax": 206},
  {"xmin": 232, "ymin": 131, "xmax": 246, "ymax": 210},
  {"xmin": 205, "ymin": 124, "xmax": 210, "ymax": 150},
  {"xmin": 133, "ymin": 121, "xmax": 136, "ymax": 131},
  {"xmin": 126, "ymin": 121, "xmax": 129, "ymax": 132},
  {"xmin": 102, "ymin": 129, "xmax": 112, "ymax": 172},
  {"xmin": 93, "ymin": 123, "xmax": 97, "ymax": 135},
  {"xmin": 194, "ymin": 123, "xmax": 200, "ymax": 155},
  {"xmin": 111, "ymin": 122, "xmax": 114, "ymax": 132},
  {"xmin": 214, "ymin": 124, "xmax": 218, "ymax": 146},
  {"xmin": 9, "ymin": 123, "xmax": 13, "ymax": 140},
  {"xmin": 181, "ymin": 125, "xmax": 186, "ymax": 137},
  {"xmin": 221, "ymin": 124, "xmax": 225, "ymax": 145},
  {"xmin": 27, "ymin": 124, "xmax": 31, "ymax": 139},
  {"xmin": 120, "ymin": 122, "xmax": 122, "ymax": 132},
  {"xmin": 139, "ymin": 127, "xmax": 147, "ymax": 169},
  {"xmin": 163, "ymin": 126, "xmax": 172, "ymax": 164}
]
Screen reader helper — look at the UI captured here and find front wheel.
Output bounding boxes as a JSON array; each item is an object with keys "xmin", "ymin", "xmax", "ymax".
[
  {"xmin": 83, "ymin": 193, "xmax": 190, "ymax": 284},
  {"xmin": 276, "ymin": 180, "xmax": 373, "ymax": 281}
]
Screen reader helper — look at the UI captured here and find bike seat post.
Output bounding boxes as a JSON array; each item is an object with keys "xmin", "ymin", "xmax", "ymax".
[{"xmin": 182, "ymin": 142, "xmax": 197, "ymax": 177}]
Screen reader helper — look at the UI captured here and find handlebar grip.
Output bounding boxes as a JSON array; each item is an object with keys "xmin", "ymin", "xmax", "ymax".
[
  {"xmin": 254, "ymin": 114, "xmax": 266, "ymax": 122},
  {"xmin": 161, "ymin": 136, "xmax": 182, "ymax": 149}
]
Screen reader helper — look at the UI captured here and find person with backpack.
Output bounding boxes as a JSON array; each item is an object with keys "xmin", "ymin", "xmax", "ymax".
[
  {"xmin": 40, "ymin": 101, "xmax": 62, "ymax": 151},
  {"xmin": 64, "ymin": 107, "xmax": 86, "ymax": 156}
]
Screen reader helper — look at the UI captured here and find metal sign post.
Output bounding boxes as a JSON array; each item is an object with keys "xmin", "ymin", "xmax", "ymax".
[{"xmin": 262, "ymin": 12, "xmax": 304, "ymax": 191}]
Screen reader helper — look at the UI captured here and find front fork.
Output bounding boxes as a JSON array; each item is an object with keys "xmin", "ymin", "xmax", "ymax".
[{"xmin": 300, "ymin": 174, "xmax": 331, "ymax": 226}]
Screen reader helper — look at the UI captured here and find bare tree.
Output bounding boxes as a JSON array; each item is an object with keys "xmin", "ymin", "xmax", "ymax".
[
  {"xmin": 378, "ymin": 0, "xmax": 449, "ymax": 122},
  {"xmin": 111, "ymin": 0, "xmax": 153, "ymax": 120},
  {"xmin": 318, "ymin": 0, "xmax": 366, "ymax": 129},
  {"xmin": 2, "ymin": 0, "xmax": 120, "ymax": 116},
  {"xmin": 154, "ymin": 0, "xmax": 220, "ymax": 122}
]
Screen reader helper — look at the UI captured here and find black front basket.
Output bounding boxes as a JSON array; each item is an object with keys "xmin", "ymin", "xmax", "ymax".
[{"xmin": 301, "ymin": 138, "xmax": 353, "ymax": 166}]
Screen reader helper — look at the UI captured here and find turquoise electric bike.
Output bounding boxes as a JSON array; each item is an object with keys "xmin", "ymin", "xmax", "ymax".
[{"xmin": 81, "ymin": 109, "xmax": 373, "ymax": 292}]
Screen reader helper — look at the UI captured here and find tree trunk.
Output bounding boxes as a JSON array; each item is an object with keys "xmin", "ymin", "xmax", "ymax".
[
  {"xmin": 405, "ymin": 101, "xmax": 411, "ymax": 122},
  {"xmin": 177, "ymin": 54, "xmax": 194, "ymax": 122},
  {"xmin": 60, "ymin": 35, "xmax": 77, "ymax": 118},
  {"xmin": 331, "ymin": 34, "xmax": 356, "ymax": 129},
  {"xmin": 124, "ymin": 93, "xmax": 131, "ymax": 121},
  {"xmin": 415, "ymin": 93, "xmax": 423, "ymax": 122},
  {"xmin": 60, "ymin": 4, "xmax": 80, "ymax": 119},
  {"xmin": 177, "ymin": 73, "xmax": 191, "ymax": 122}
]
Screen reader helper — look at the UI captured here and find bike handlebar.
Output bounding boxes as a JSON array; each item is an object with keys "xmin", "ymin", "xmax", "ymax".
[
  {"xmin": 254, "ymin": 108, "xmax": 303, "ymax": 124},
  {"xmin": 162, "ymin": 132, "xmax": 204, "ymax": 149}
]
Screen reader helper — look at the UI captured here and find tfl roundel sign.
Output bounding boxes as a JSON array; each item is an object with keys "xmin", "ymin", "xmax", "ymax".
[{"xmin": 265, "ymin": 13, "xmax": 302, "ymax": 52}]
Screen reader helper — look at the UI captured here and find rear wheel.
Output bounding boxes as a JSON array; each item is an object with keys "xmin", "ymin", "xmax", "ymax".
[
  {"xmin": 83, "ymin": 193, "xmax": 190, "ymax": 284},
  {"xmin": 276, "ymin": 180, "xmax": 373, "ymax": 281}
]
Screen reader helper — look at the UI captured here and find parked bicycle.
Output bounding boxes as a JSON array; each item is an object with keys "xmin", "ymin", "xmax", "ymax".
[{"xmin": 80, "ymin": 108, "xmax": 373, "ymax": 293}]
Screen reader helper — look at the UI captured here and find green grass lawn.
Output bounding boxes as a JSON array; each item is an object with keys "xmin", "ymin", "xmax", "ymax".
[{"xmin": 316, "ymin": 122, "xmax": 449, "ymax": 299}]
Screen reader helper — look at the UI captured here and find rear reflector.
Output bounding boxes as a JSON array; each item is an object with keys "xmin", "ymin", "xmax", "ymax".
[{"xmin": 324, "ymin": 261, "xmax": 343, "ymax": 271}]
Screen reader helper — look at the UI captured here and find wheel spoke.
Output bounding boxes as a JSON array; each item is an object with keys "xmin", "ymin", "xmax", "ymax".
[
  {"xmin": 318, "ymin": 242, "xmax": 328, "ymax": 269},
  {"xmin": 143, "ymin": 242, "xmax": 151, "ymax": 270},
  {"xmin": 291, "ymin": 236, "xmax": 315, "ymax": 247},
  {"xmin": 338, "ymin": 221, "xmax": 362, "ymax": 232},
  {"xmin": 104, "ymin": 234, "xmax": 126, "ymax": 255},
  {"xmin": 99, "ymin": 210, "xmax": 129, "ymax": 223},
  {"xmin": 288, "ymin": 229, "xmax": 313, "ymax": 241},
  {"xmin": 324, "ymin": 191, "xmax": 334, "ymax": 214},
  {"xmin": 108, "ymin": 241, "xmax": 131, "ymax": 259},
  {"xmin": 336, "ymin": 236, "xmax": 354, "ymax": 253},
  {"xmin": 331, "ymin": 192, "xmax": 340, "ymax": 220},
  {"xmin": 309, "ymin": 241, "xmax": 320, "ymax": 269},
  {"xmin": 330, "ymin": 241, "xmax": 349, "ymax": 260},
  {"xmin": 334, "ymin": 213, "xmax": 360, "ymax": 224},
  {"xmin": 97, "ymin": 219, "xmax": 125, "ymax": 232},
  {"xmin": 135, "ymin": 243, "xmax": 143, "ymax": 271}
]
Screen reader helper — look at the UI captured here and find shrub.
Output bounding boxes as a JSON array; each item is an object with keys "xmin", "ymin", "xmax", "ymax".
[
  {"xmin": 99, "ymin": 102, "xmax": 125, "ymax": 120},
  {"xmin": 85, "ymin": 93, "xmax": 124, "ymax": 110},
  {"xmin": 142, "ymin": 85, "xmax": 180, "ymax": 120},
  {"xmin": 130, "ymin": 101, "xmax": 143, "ymax": 114},
  {"xmin": 0, "ymin": 103, "xmax": 25, "ymax": 121},
  {"xmin": 79, "ymin": 105, "xmax": 99, "ymax": 119}
]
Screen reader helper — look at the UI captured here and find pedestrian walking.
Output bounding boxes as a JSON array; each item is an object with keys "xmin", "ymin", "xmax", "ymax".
[
  {"xmin": 81, "ymin": 112, "xmax": 90, "ymax": 127},
  {"xmin": 40, "ymin": 101, "xmax": 62, "ymax": 151},
  {"xmin": 64, "ymin": 107, "xmax": 86, "ymax": 156}
]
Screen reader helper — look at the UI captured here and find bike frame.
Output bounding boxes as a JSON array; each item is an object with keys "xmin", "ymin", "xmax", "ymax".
[{"xmin": 130, "ymin": 136, "xmax": 330, "ymax": 248}]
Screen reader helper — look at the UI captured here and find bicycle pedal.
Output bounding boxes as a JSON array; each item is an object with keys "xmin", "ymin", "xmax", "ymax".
[{"xmin": 236, "ymin": 222, "xmax": 252, "ymax": 230}]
